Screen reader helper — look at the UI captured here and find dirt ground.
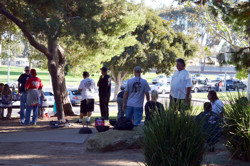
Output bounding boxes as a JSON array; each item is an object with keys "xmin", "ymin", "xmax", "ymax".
[{"xmin": 0, "ymin": 116, "xmax": 249, "ymax": 166}]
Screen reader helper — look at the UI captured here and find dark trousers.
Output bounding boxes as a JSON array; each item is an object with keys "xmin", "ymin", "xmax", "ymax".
[
  {"xmin": 99, "ymin": 96, "xmax": 110, "ymax": 120},
  {"xmin": 169, "ymin": 95, "xmax": 189, "ymax": 112}
]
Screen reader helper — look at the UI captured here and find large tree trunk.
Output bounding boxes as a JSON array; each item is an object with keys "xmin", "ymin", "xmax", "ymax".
[
  {"xmin": 47, "ymin": 38, "xmax": 74, "ymax": 122},
  {"xmin": 0, "ymin": 4, "xmax": 75, "ymax": 120},
  {"xmin": 110, "ymin": 66, "xmax": 128, "ymax": 101}
]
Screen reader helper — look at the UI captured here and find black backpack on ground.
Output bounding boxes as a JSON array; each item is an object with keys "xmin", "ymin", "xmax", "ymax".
[{"xmin": 114, "ymin": 117, "xmax": 134, "ymax": 130}]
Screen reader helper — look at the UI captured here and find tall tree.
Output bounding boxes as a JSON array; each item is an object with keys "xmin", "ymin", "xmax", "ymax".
[
  {"xmin": 177, "ymin": 0, "xmax": 250, "ymax": 98},
  {"xmin": 105, "ymin": 9, "xmax": 198, "ymax": 100},
  {"xmin": 0, "ymin": 0, "xmax": 148, "ymax": 122}
]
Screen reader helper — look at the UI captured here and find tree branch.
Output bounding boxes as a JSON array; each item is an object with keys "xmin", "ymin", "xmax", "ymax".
[
  {"xmin": 0, "ymin": 3, "xmax": 51, "ymax": 58},
  {"xmin": 58, "ymin": 44, "xmax": 66, "ymax": 66}
]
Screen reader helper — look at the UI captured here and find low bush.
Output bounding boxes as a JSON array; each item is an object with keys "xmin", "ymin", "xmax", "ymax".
[
  {"xmin": 142, "ymin": 109, "xmax": 207, "ymax": 166},
  {"xmin": 223, "ymin": 92, "xmax": 250, "ymax": 161}
]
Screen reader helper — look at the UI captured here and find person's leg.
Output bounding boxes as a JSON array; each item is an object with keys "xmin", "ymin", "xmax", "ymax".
[
  {"xmin": 32, "ymin": 105, "xmax": 38, "ymax": 125},
  {"xmin": 7, "ymin": 107, "xmax": 12, "ymax": 119},
  {"xmin": 125, "ymin": 106, "xmax": 134, "ymax": 121},
  {"xmin": 86, "ymin": 99, "xmax": 94, "ymax": 123},
  {"xmin": 20, "ymin": 92, "xmax": 27, "ymax": 122},
  {"xmin": 24, "ymin": 106, "xmax": 32, "ymax": 125},
  {"xmin": 105, "ymin": 97, "xmax": 110, "ymax": 120},
  {"xmin": 133, "ymin": 107, "xmax": 143, "ymax": 125},
  {"xmin": 99, "ymin": 96, "xmax": 106, "ymax": 119},
  {"xmin": 76, "ymin": 100, "xmax": 86, "ymax": 123}
]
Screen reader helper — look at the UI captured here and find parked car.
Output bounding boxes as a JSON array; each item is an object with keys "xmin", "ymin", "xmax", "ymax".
[
  {"xmin": 192, "ymin": 74, "xmax": 208, "ymax": 82},
  {"xmin": 215, "ymin": 74, "xmax": 232, "ymax": 81},
  {"xmin": 7, "ymin": 80, "xmax": 18, "ymax": 89},
  {"xmin": 207, "ymin": 80, "xmax": 220, "ymax": 91},
  {"xmin": 68, "ymin": 89, "xmax": 82, "ymax": 105},
  {"xmin": 150, "ymin": 83, "xmax": 170, "ymax": 94},
  {"xmin": 152, "ymin": 75, "xmax": 171, "ymax": 84},
  {"xmin": 43, "ymin": 91, "xmax": 55, "ymax": 107},
  {"xmin": 192, "ymin": 80, "xmax": 211, "ymax": 93},
  {"xmin": 225, "ymin": 79, "xmax": 246, "ymax": 91}
]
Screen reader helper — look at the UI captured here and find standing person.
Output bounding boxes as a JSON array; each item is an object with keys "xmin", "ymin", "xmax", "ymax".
[
  {"xmin": 24, "ymin": 69, "xmax": 43, "ymax": 125},
  {"xmin": 17, "ymin": 66, "xmax": 31, "ymax": 124},
  {"xmin": 0, "ymin": 83, "xmax": 4, "ymax": 95},
  {"xmin": 122, "ymin": 66, "xmax": 150, "ymax": 125},
  {"xmin": 75, "ymin": 71, "xmax": 96, "ymax": 124},
  {"xmin": 207, "ymin": 90, "xmax": 224, "ymax": 118},
  {"xmin": 170, "ymin": 58, "xmax": 192, "ymax": 112},
  {"xmin": 97, "ymin": 67, "xmax": 111, "ymax": 120},
  {"xmin": 0, "ymin": 84, "xmax": 14, "ymax": 119},
  {"xmin": 218, "ymin": 81, "xmax": 223, "ymax": 92},
  {"xmin": 38, "ymin": 90, "xmax": 45, "ymax": 118},
  {"xmin": 0, "ymin": 83, "xmax": 4, "ymax": 118}
]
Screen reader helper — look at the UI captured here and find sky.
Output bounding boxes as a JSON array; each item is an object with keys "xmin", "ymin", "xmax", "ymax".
[{"xmin": 127, "ymin": 0, "xmax": 177, "ymax": 9}]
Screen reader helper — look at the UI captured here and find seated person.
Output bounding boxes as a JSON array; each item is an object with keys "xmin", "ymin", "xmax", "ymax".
[
  {"xmin": 0, "ymin": 84, "xmax": 14, "ymax": 119},
  {"xmin": 196, "ymin": 102, "xmax": 220, "ymax": 152},
  {"xmin": 144, "ymin": 90, "xmax": 164, "ymax": 121},
  {"xmin": 117, "ymin": 85, "xmax": 125, "ymax": 119}
]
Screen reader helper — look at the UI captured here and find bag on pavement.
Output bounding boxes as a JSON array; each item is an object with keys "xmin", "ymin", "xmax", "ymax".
[{"xmin": 114, "ymin": 117, "xmax": 134, "ymax": 130}]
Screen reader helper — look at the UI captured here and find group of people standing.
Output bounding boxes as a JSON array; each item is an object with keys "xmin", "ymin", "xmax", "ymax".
[
  {"xmin": 75, "ymin": 67, "xmax": 111, "ymax": 124},
  {"xmin": 1, "ymin": 58, "xmax": 225, "ymax": 128},
  {"xmin": 1, "ymin": 66, "xmax": 43, "ymax": 125}
]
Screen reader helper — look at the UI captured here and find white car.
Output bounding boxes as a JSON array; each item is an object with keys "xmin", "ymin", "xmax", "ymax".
[
  {"xmin": 43, "ymin": 91, "xmax": 55, "ymax": 107},
  {"xmin": 7, "ymin": 80, "xmax": 18, "ymax": 89},
  {"xmin": 152, "ymin": 75, "xmax": 171, "ymax": 84},
  {"xmin": 192, "ymin": 74, "xmax": 208, "ymax": 82},
  {"xmin": 151, "ymin": 83, "xmax": 170, "ymax": 94},
  {"xmin": 215, "ymin": 74, "xmax": 232, "ymax": 81}
]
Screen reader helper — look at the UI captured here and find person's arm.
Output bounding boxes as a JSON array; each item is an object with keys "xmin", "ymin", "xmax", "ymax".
[
  {"xmin": 97, "ymin": 75, "xmax": 102, "ymax": 87},
  {"xmin": 186, "ymin": 87, "xmax": 192, "ymax": 104},
  {"xmin": 122, "ymin": 91, "xmax": 128, "ymax": 111},
  {"xmin": 145, "ymin": 91, "xmax": 150, "ymax": 101},
  {"xmin": 18, "ymin": 82, "xmax": 21, "ymax": 94}
]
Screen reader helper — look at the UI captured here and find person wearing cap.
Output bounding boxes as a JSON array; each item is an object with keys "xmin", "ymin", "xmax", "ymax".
[
  {"xmin": 97, "ymin": 67, "xmax": 111, "ymax": 120},
  {"xmin": 170, "ymin": 58, "xmax": 192, "ymax": 112},
  {"xmin": 17, "ymin": 66, "xmax": 31, "ymax": 124},
  {"xmin": 24, "ymin": 69, "xmax": 43, "ymax": 125},
  {"xmin": 75, "ymin": 71, "xmax": 96, "ymax": 124},
  {"xmin": 122, "ymin": 66, "xmax": 150, "ymax": 125},
  {"xmin": 117, "ymin": 85, "xmax": 125, "ymax": 119}
]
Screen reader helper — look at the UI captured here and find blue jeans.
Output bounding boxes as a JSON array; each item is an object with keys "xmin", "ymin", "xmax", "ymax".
[
  {"xmin": 125, "ymin": 106, "xmax": 143, "ymax": 125},
  {"xmin": 20, "ymin": 92, "xmax": 27, "ymax": 121},
  {"xmin": 25, "ymin": 105, "xmax": 38, "ymax": 125}
]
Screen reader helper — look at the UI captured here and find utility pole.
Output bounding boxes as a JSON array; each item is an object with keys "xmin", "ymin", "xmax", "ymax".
[
  {"xmin": 223, "ymin": 41, "xmax": 228, "ymax": 92},
  {"xmin": 7, "ymin": 44, "xmax": 10, "ymax": 83}
]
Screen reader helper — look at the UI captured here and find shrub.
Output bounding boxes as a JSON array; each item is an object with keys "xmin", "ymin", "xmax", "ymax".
[
  {"xmin": 142, "ymin": 109, "xmax": 207, "ymax": 166},
  {"xmin": 223, "ymin": 92, "xmax": 250, "ymax": 161}
]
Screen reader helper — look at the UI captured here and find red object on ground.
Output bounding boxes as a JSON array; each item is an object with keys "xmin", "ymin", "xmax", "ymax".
[{"xmin": 95, "ymin": 118, "xmax": 104, "ymax": 126}]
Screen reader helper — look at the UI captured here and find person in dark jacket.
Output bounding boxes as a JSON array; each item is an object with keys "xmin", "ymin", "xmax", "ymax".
[
  {"xmin": 117, "ymin": 85, "xmax": 125, "ymax": 119},
  {"xmin": 97, "ymin": 67, "xmax": 111, "ymax": 120},
  {"xmin": 145, "ymin": 90, "xmax": 164, "ymax": 121}
]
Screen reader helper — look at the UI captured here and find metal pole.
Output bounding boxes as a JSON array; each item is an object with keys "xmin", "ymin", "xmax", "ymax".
[
  {"xmin": 223, "ymin": 43, "xmax": 228, "ymax": 92},
  {"xmin": 7, "ymin": 44, "xmax": 10, "ymax": 83}
]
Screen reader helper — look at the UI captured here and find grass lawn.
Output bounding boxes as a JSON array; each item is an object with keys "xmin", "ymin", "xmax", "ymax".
[
  {"xmin": 192, "ymin": 91, "xmax": 246, "ymax": 100},
  {"xmin": 0, "ymin": 66, "xmax": 159, "ymax": 86}
]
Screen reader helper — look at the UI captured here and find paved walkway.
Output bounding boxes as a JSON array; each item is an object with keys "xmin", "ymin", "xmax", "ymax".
[{"xmin": 0, "ymin": 128, "xmax": 92, "ymax": 144}]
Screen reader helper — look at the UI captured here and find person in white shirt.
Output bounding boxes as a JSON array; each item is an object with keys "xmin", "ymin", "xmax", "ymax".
[
  {"xmin": 170, "ymin": 58, "xmax": 192, "ymax": 111},
  {"xmin": 207, "ymin": 90, "xmax": 224, "ymax": 118},
  {"xmin": 75, "ymin": 71, "xmax": 96, "ymax": 124}
]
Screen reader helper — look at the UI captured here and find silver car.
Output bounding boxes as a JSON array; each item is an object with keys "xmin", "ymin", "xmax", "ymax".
[
  {"xmin": 43, "ymin": 91, "xmax": 55, "ymax": 107},
  {"xmin": 151, "ymin": 83, "xmax": 170, "ymax": 94},
  {"xmin": 68, "ymin": 90, "xmax": 82, "ymax": 105},
  {"xmin": 152, "ymin": 75, "xmax": 171, "ymax": 84}
]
